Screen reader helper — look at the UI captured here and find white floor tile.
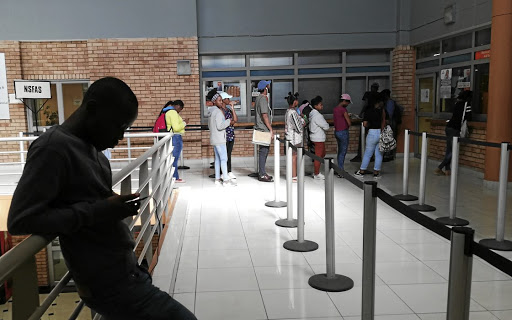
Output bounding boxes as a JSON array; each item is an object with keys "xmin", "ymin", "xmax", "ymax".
[
  {"xmin": 338, "ymin": 230, "xmax": 395, "ymax": 246},
  {"xmin": 418, "ymin": 311, "xmax": 500, "ymax": 320},
  {"xmin": 302, "ymin": 245, "xmax": 361, "ymax": 265},
  {"xmin": 195, "ymin": 291, "xmax": 267, "ymax": 320},
  {"xmin": 254, "ymin": 265, "xmax": 315, "ymax": 290},
  {"xmin": 492, "ymin": 310, "xmax": 512, "ymax": 320},
  {"xmin": 174, "ymin": 268, "xmax": 197, "ymax": 293},
  {"xmin": 351, "ymin": 244, "xmax": 418, "ymax": 263},
  {"xmin": 245, "ymin": 232, "xmax": 294, "ymax": 249},
  {"xmin": 261, "ymin": 288, "xmax": 341, "ymax": 319},
  {"xmin": 196, "ymin": 267, "xmax": 259, "ymax": 292},
  {"xmin": 197, "ymin": 249, "xmax": 252, "ymax": 268},
  {"xmin": 198, "ymin": 235, "xmax": 248, "ymax": 250},
  {"xmin": 344, "ymin": 315, "xmax": 420, "ymax": 320},
  {"xmin": 423, "ymin": 259, "xmax": 512, "ymax": 282},
  {"xmin": 178, "ymin": 251, "xmax": 198, "ymax": 269},
  {"xmin": 250, "ymin": 247, "xmax": 309, "ymax": 267},
  {"xmin": 376, "ymin": 261, "xmax": 446, "ymax": 285},
  {"xmin": 328, "ymin": 285, "xmax": 413, "ymax": 316},
  {"xmin": 172, "ymin": 293, "xmax": 195, "ymax": 314},
  {"xmin": 400, "ymin": 243, "xmax": 451, "ymax": 261},
  {"xmin": 381, "ymin": 229, "xmax": 446, "ymax": 244},
  {"xmin": 471, "ymin": 281, "xmax": 512, "ymax": 311}
]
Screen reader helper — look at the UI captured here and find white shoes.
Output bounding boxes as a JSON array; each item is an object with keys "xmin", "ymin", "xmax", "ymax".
[
  {"xmin": 224, "ymin": 179, "xmax": 237, "ymax": 187},
  {"xmin": 228, "ymin": 172, "xmax": 237, "ymax": 180},
  {"xmin": 313, "ymin": 173, "xmax": 325, "ymax": 180},
  {"xmin": 215, "ymin": 179, "xmax": 223, "ymax": 187}
]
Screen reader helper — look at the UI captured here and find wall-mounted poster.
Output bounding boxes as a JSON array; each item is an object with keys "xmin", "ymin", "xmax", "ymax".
[
  {"xmin": 203, "ymin": 80, "xmax": 246, "ymax": 116},
  {"xmin": 441, "ymin": 68, "xmax": 452, "ymax": 81},
  {"xmin": 0, "ymin": 53, "xmax": 10, "ymax": 120},
  {"xmin": 420, "ymin": 89, "xmax": 430, "ymax": 103}
]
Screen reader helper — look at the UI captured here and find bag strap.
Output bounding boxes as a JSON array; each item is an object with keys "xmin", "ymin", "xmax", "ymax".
[{"xmin": 461, "ymin": 102, "xmax": 468, "ymax": 126}]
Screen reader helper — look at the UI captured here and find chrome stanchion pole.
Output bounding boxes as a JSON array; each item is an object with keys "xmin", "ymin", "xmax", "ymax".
[
  {"xmin": 480, "ymin": 142, "xmax": 512, "ymax": 250},
  {"xmin": 309, "ymin": 158, "xmax": 354, "ymax": 292},
  {"xmin": 361, "ymin": 181, "xmax": 378, "ymax": 320},
  {"xmin": 394, "ymin": 129, "xmax": 418, "ymax": 201},
  {"xmin": 276, "ymin": 140, "xmax": 297, "ymax": 227},
  {"xmin": 361, "ymin": 123, "xmax": 366, "ymax": 158},
  {"xmin": 437, "ymin": 136, "xmax": 469, "ymax": 226},
  {"xmin": 409, "ymin": 132, "xmax": 436, "ymax": 211},
  {"xmin": 447, "ymin": 227, "xmax": 474, "ymax": 320},
  {"xmin": 284, "ymin": 147, "xmax": 318, "ymax": 252},
  {"xmin": 248, "ymin": 144, "xmax": 259, "ymax": 177},
  {"xmin": 266, "ymin": 135, "xmax": 286, "ymax": 207}
]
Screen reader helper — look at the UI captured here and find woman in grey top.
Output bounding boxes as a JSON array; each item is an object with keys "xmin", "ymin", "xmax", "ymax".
[{"xmin": 285, "ymin": 92, "xmax": 305, "ymax": 181}]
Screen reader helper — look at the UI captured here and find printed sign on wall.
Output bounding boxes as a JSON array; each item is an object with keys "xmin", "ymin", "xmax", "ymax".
[
  {"xmin": 0, "ymin": 53, "xmax": 10, "ymax": 120},
  {"xmin": 14, "ymin": 80, "xmax": 51, "ymax": 99}
]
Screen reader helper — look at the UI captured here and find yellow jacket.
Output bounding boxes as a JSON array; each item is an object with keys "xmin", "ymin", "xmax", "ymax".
[{"xmin": 165, "ymin": 109, "xmax": 186, "ymax": 135}]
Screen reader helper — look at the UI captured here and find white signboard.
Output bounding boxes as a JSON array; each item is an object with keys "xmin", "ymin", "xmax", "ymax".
[
  {"xmin": 420, "ymin": 89, "xmax": 430, "ymax": 103},
  {"xmin": 0, "ymin": 53, "xmax": 10, "ymax": 119},
  {"xmin": 14, "ymin": 80, "xmax": 51, "ymax": 99}
]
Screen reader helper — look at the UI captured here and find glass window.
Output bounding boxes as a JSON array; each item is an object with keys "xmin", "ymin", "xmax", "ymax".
[
  {"xmin": 345, "ymin": 77, "xmax": 366, "ymax": 116},
  {"xmin": 346, "ymin": 66, "xmax": 390, "ymax": 73},
  {"xmin": 297, "ymin": 51, "xmax": 341, "ymax": 65},
  {"xmin": 202, "ymin": 55, "xmax": 245, "ymax": 69},
  {"xmin": 203, "ymin": 80, "xmax": 247, "ymax": 117},
  {"xmin": 32, "ymin": 84, "xmax": 58, "ymax": 130},
  {"xmin": 62, "ymin": 83, "xmax": 88, "ymax": 121},
  {"xmin": 271, "ymin": 80, "xmax": 293, "ymax": 114},
  {"xmin": 473, "ymin": 63, "xmax": 489, "ymax": 115},
  {"xmin": 249, "ymin": 54, "xmax": 293, "ymax": 67},
  {"xmin": 441, "ymin": 53, "xmax": 472, "ymax": 65},
  {"xmin": 416, "ymin": 41, "xmax": 441, "ymax": 59},
  {"xmin": 442, "ymin": 33, "xmax": 472, "ymax": 53},
  {"xmin": 346, "ymin": 51, "xmax": 390, "ymax": 64},
  {"xmin": 475, "ymin": 28, "xmax": 491, "ymax": 47},
  {"xmin": 417, "ymin": 60, "xmax": 439, "ymax": 70},
  {"xmin": 440, "ymin": 66, "xmax": 472, "ymax": 113},
  {"xmin": 298, "ymin": 78, "xmax": 342, "ymax": 115}
]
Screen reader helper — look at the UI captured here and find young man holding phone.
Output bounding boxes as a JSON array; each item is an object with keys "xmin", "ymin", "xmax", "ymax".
[{"xmin": 8, "ymin": 77, "xmax": 197, "ymax": 320}]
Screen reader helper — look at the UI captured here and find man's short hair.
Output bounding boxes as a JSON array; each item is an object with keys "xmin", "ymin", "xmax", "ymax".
[{"xmin": 82, "ymin": 77, "xmax": 138, "ymax": 110}]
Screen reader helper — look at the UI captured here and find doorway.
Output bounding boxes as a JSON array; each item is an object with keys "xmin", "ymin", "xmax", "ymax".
[{"xmin": 416, "ymin": 74, "xmax": 437, "ymax": 154}]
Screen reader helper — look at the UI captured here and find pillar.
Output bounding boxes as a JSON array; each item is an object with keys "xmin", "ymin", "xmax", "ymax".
[{"xmin": 485, "ymin": 0, "xmax": 512, "ymax": 182}]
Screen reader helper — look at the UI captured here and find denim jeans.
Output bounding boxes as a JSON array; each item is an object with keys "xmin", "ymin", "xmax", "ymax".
[
  {"xmin": 258, "ymin": 145, "xmax": 270, "ymax": 176},
  {"xmin": 335, "ymin": 130, "xmax": 349, "ymax": 170},
  {"xmin": 83, "ymin": 267, "xmax": 197, "ymax": 320},
  {"xmin": 172, "ymin": 135, "xmax": 183, "ymax": 179},
  {"xmin": 438, "ymin": 126, "xmax": 460, "ymax": 171},
  {"xmin": 360, "ymin": 129, "xmax": 383, "ymax": 171},
  {"xmin": 214, "ymin": 144, "xmax": 229, "ymax": 181}
]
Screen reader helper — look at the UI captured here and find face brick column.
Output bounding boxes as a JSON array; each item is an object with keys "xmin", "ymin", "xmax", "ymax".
[{"xmin": 392, "ymin": 45, "xmax": 416, "ymax": 153}]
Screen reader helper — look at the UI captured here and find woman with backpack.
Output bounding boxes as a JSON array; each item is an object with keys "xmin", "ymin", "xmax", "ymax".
[
  {"xmin": 285, "ymin": 92, "xmax": 305, "ymax": 181},
  {"xmin": 309, "ymin": 96, "xmax": 330, "ymax": 180}
]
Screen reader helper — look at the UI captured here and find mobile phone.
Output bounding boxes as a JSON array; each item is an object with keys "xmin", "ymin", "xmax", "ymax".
[{"xmin": 125, "ymin": 196, "xmax": 148, "ymax": 205}]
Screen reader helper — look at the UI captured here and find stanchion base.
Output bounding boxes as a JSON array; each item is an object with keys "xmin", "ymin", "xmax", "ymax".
[
  {"xmin": 208, "ymin": 174, "xmax": 215, "ymax": 179},
  {"xmin": 265, "ymin": 201, "xmax": 287, "ymax": 208},
  {"xmin": 436, "ymin": 216, "xmax": 469, "ymax": 226},
  {"xmin": 283, "ymin": 240, "xmax": 318, "ymax": 252},
  {"xmin": 409, "ymin": 204, "xmax": 436, "ymax": 212},
  {"xmin": 479, "ymin": 239, "xmax": 512, "ymax": 251},
  {"xmin": 248, "ymin": 173, "xmax": 259, "ymax": 178},
  {"xmin": 178, "ymin": 166, "xmax": 190, "ymax": 170},
  {"xmin": 308, "ymin": 273, "xmax": 354, "ymax": 292},
  {"xmin": 394, "ymin": 194, "xmax": 418, "ymax": 201},
  {"xmin": 275, "ymin": 219, "xmax": 298, "ymax": 228}
]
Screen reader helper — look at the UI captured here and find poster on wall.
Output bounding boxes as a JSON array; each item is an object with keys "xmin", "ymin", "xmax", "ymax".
[
  {"xmin": 420, "ymin": 89, "xmax": 430, "ymax": 103},
  {"xmin": 0, "ymin": 53, "xmax": 10, "ymax": 120},
  {"xmin": 203, "ymin": 80, "xmax": 246, "ymax": 115},
  {"xmin": 440, "ymin": 68, "xmax": 453, "ymax": 99}
]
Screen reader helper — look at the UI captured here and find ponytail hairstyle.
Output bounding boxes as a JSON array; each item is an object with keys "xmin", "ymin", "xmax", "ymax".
[{"xmin": 284, "ymin": 92, "xmax": 299, "ymax": 106}]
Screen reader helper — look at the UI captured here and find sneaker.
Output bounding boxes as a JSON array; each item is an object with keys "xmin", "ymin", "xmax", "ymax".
[
  {"xmin": 224, "ymin": 179, "xmax": 237, "ymax": 187},
  {"xmin": 258, "ymin": 174, "xmax": 273, "ymax": 182},
  {"xmin": 373, "ymin": 172, "xmax": 381, "ymax": 180},
  {"xmin": 292, "ymin": 177, "xmax": 298, "ymax": 183},
  {"xmin": 337, "ymin": 173, "xmax": 344, "ymax": 179},
  {"xmin": 313, "ymin": 173, "xmax": 325, "ymax": 180},
  {"xmin": 228, "ymin": 172, "xmax": 237, "ymax": 180},
  {"xmin": 434, "ymin": 168, "xmax": 444, "ymax": 176},
  {"xmin": 176, "ymin": 178, "xmax": 186, "ymax": 183},
  {"xmin": 214, "ymin": 179, "xmax": 223, "ymax": 187},
  {"xmin": 354, "ymin": 170, "xmax": 364, "ymax": 178},
  {"xmin": 445, "ymin": 170, "xmax": 451, "ymax": 176}
]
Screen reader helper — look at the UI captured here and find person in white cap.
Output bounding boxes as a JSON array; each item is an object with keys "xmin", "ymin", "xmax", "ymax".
[
  {"xmin": 333, "ymin": 93, "xmax": 352, "ymax": 177},
  {"xmin": 220, "ymin": 91, "xmax": 238, "ymax": 179}
]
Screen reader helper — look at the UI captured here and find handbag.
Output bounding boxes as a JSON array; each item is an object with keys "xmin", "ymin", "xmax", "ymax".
[
  {"xmin": 252, "ymin": 129, "xmax": 272, "ymax": 146},
  {"xmin": 460, "ymin": 102, "xmax": 469, "ymax": 138},
  {"xmin": 379, "ymin": 125, "xmax": 397, "ymax": 152}
]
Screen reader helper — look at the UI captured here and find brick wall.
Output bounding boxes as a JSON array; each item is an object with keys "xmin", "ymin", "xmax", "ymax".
[{"xmin": 11, "ymin": 235, "xmax": 49, "ymax": 287}]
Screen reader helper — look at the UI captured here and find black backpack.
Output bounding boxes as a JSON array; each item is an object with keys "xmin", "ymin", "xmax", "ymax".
[{"xmin": 393, "ymin": 102, "xmax": 404, "ymax": 125}]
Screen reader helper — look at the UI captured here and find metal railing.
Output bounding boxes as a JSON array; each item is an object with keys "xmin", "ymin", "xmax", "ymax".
[{"xmin": 0, "ymin": 132, "xmax": 174, "ymax": 320}]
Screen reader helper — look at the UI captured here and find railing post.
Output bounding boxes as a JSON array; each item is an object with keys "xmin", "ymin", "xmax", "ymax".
[
  {"xmin": 266, "ymin": 135, "xmax": 286, "ymax": 207},
  {"xmin": 447, "ymin": 227, "xmax": 474, "ymax": 320},
  {"xmin": 283, "ymin": 147, "xmax": 318, "ymax": 252},
  {"xmin": 361, "ymin": 123, "xmax": 366, "ymax": 157},
  {"xmin": 437, "ymin": 136, "xmax": 469, "ymax": 226},
  {"xmin": 152, "ymin": 148, "xmax": 163, "ymax": 233},
  {"xmin": 361, "ymin": 181, "xmax": 378, "ymax": 320},
  {"xmin": 409, "ymin": 132, "xmax": 436, "ymax": 212},
  {"xmin": 480, "ymin": 142, "xmax": 512, "ymax": 250},
  {"xmin": 127, "ymin": 136, "xmax": 132, "ymax": 163},
  {"xmin": 12, "ymin": 256, "xmax": 39, "ymax": 320},
  {"xmin": 139, "ymin": 160, "xmax": 153, "ymax": 263},
  {"xmin": 248, "ymin": 144, "xmax": 259, "ymax": 177},
  {"xmin": 121, "ymin": 175, "xmax": 133, "ymax": 226},
  {"xmin": 19, "ymin": 132, "xmax": 25, "ymax": 171},
  {"xmin": 394, "ymin": 129, "xmax": 418, "ymax": 201},
  {"xmin": 276, "ymin": 140, "xmax": 297, "ymax": 227},
  {"xmin": 309, "ymin": 158, "xmax": 354, "ymax": 292}
]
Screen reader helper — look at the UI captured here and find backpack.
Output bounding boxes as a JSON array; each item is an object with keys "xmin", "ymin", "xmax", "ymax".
[
  {"xmin": 152, "ymin": 107, "xmax": 174, "ymax": 133},
  {"xmin": 393, "ymin": 102, "xmax": 404, "ymax": 125}
]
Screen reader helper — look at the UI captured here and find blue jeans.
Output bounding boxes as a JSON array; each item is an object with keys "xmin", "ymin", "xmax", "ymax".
[
  {"xmin": 172, "ymin": 135, "xmax": 183, "ymax": 179},
  {"xmin": 361, "ymin": 129, "xmax": 383, "ymax": 171},
  {"xmin": 335, "ymin": 130, "xmax": 349, "ymax": 170},
  {"xmin": 83, "ymin": 267, "xmax": 197, "ymax": 320},
  {"xmin": 214, "ymin": 144, "xmax": 229, "ymax": 181}
]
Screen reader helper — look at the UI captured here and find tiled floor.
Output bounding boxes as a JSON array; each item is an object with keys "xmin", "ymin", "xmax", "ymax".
[{"xmin": 162, "ymin": 155, "xmax": 512, "ymax": 320}]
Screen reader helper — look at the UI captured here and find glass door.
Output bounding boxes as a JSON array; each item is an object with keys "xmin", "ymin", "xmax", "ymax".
[{"xmin": 416, "ymin": 74, "xmax": 436, "ymax": 154}]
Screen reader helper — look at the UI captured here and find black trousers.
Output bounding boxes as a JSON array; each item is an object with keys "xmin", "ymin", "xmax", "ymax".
[{"xmin": 227, "ymin": 139, "xmax": 234, "ymax": 172}]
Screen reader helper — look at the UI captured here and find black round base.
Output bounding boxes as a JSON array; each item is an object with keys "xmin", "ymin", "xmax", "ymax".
[
  {"xmin": 394, "ymin": 194, "xmax": 419, "ymax": 201},
  {"xmin": 178, "ymin": 166, "xmax": 190, "ymax": 170},
  {"xmin": 409, "ymin": 204, "xmax": 437, "ymax": 212},
  {"xmin": 436, "ymin": 216, "xmax": 469, "ymax": 226},
  {"xmin": 208, "ymin": 174, "xmax": 215, "ymax": 179},
  {"xmin": 275, "ymin": 219, "xmax": 298, "ymax": 228},
  {"xmin": 248, "ymin": 173, "xmax": 259, "ymax": 178},
  {"xmin": 308, "ymin": 273, "xmax": 354, "ymax": 292},
  {"xmin": 265, "ymin": 201, "xmax": 287, "ymax": 208},
  {"xmin": 479, "ymin": 239, "xmax": 512, "ymax": 251},
  {"xmin": 283, "ymin": 240, "xmax": 318, "ymax": 252}
]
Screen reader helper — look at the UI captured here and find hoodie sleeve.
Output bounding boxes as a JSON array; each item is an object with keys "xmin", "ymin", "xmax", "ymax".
[
  {"xmin": 316, "ymin": 112, "xmax": 330, "ymax": 131},
  {"xmin": 166, "ymin": 110, "xmax": 186, "ymax": 132},
  {"xmin": 215, "ymin": 110, "xmax": 231, "ymax": 130}
]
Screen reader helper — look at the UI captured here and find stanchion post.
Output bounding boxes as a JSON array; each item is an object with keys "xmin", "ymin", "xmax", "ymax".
[
  {"xmin": 447, "ymin": 227, "xmax": 474, "ymax": 320},
  {"xmin": 266, "ymin": 135, "xmax": 286, "ymax": 207},
  {"xmin": 437, "ymin": 136, "xmax": 469, "ymax": 226},
  {"xmin": 409, "ymin": 132, "xmax": 436, "ymax": 212},
  {"xmin": 276, "ymin": 140, "xmax": 297, "ymax": 227},
  {"xmin": 361, "ymin": 123, "xmax": 366, "ymax": 157},
  {"xmin": 284, "ymin": 147, "xmax": 318, "ymax": 252},
  {"xmin": 361, "ymin": 181, "xmax": 377, "ymax": 320},
  {"xmin": 394, "ymin": 129, "xmax": 418, "ymax": 201},
  {"xmin": 308, "ymin": 158, "xmax": 354, "ymax": 292},
  {"xmin": 248, "ymin": 144, "xmax": 259, "ymax": 177},
  {"xmin": 480, "ymin": 142, "xmax": 512, "ymax": 250}
]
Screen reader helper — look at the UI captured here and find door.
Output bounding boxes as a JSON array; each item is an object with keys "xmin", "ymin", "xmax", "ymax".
[{"xmin": 416, "ymin": 74, "xmax": 436, "ymax": 154}]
